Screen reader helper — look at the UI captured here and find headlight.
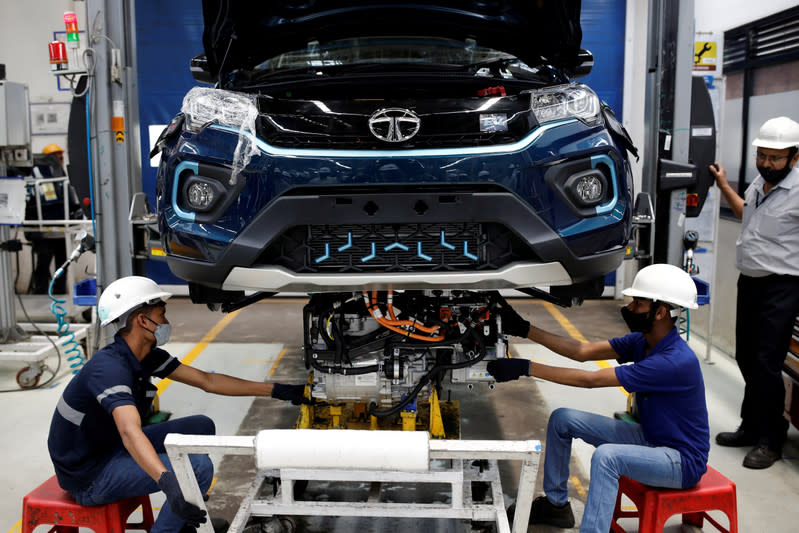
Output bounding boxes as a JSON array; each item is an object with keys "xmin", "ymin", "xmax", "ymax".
[
  {"xmin": 181, "ymin": 87, "xmax": 259, "ymax": 132},
  {"xmin": 529, "ymin": 83, "xmax": 600, "ymax": 126}
]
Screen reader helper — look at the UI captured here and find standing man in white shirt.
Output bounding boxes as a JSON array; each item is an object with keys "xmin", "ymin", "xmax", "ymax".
[{"xmin": 709, "ymin": 116, "xmax": 799, "ymax": 469}]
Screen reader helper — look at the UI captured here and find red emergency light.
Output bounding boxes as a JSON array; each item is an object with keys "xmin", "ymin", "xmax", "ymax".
[{"xmin": 48, "ymin": 41, "xmax": 68, "ymax": 71}]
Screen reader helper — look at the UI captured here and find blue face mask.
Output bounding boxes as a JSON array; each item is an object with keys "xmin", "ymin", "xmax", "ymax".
[{"xmin": 143, "ymin": 314, "xmax": 172, "ymax": 346}]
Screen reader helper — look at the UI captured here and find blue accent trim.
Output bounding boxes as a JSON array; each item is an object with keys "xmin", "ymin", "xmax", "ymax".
[
  {"xmin": 440, "ymin": 231, "xmax": 455, "ymax": 250},
  {"xmin": 384, "ymin": 242, "xmax": 409, "ymax": 252},
  {"xmin": 463, "ymin": 242, "xmax": 478, "ymax": 261},
  {"xmin": 315, "ymin": 242, "xmax": 330, "ymax": 263},
  {"xmin": 172, "ymin": 161, "xmax": 198, "ymax": 222},
  {"xmin": 592, "ymin": 154, "xmax": 619, "ymax": 215},
  {"xmin": 337, "ymin": 232, "xmax": 353, "ymax": 252},
  {"xmin": 361, "ymin": 242, "xmax": 377, "ymax": 262},
  {"xmin": 558, "ymin": 218, "xmax": 609, "ymax": 237},
  {"xmin": 212, "ymin": 120, "xmax": 574, "ymax": 159},
  {"xmin": 417, "ymin": 242, "xmax": 432, "ymax": 262}
]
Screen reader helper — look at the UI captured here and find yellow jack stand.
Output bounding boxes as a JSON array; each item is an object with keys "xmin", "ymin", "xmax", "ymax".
[
  {"xmin": 295, "ymin": 373, "xmax": 460, "ymax": 438},
  {"xmin": 329, "ymin": 405, "xmax": 344, "ymax": 428},
  {"xmin": 428, "ymin": 388, "xmax": 446, "ymax": 439},
  {"xmin": 400, "ymin": 409, "xmax": 417, "ymax": 431},
  {"xmin": 295, "ymin": 378, "xmax": 316, "ymax": 429}
]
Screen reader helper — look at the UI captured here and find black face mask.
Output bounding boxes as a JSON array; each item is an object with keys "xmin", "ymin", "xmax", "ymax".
[
  {"xmin": 620, "ymin": 305, "xmax": 657, "ymax": 334},
  {"xmin": 757, "ymin": 164, "xmax": 793, "ymax": 185}
]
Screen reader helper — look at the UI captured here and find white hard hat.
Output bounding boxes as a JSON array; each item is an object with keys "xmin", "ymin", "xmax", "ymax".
[
  {"xmin": 622, "ymin": 264, "xmax": 698, "ymax": 310},
  {"xmin": 752, "ymin": 116, "xmax": 799, "ymax": 150},
  {"xmin": 97, "ymin": 276, "xmax": 172, "ymax": 327}
]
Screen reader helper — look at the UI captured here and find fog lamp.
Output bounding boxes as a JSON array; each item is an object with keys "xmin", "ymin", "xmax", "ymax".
[
  {"xmin": 574, "ymin": 175, "xmax": 603, "ymax": 203},
  {"xmin": 186, "ymin": 182, "xmax": 215, "ymax": 210}
]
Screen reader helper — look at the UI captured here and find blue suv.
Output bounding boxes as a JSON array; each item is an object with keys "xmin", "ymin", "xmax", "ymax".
[{"xmin": 153, "ymin": 0, "xmax": 635, "ymax": 306}]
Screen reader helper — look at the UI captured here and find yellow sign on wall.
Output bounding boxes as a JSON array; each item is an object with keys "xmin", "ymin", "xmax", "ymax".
[{"xmin": 694, "ymin": 41, "xmax": 717, "ymax": 71}]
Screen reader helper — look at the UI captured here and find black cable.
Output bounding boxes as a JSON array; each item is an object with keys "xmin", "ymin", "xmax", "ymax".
[
  {"xmin": 369, "ymin": 327, "xmax": 487, "ymax": 418},
  {"xmin": 369, "ymin": 370, "xmax": 435, "ymax": 418},
  {"xmin": 9, "ymin": 293, "xmax": 62, "ymax": 388},
  {"xmin": 0, "ymin": 247, "xmax": 63, "ymax": 393}
]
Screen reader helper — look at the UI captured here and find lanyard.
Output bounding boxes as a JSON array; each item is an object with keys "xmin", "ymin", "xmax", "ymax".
[{"xmin": 755, "ymin": 188, "xmax": 777, "ymax": 208}]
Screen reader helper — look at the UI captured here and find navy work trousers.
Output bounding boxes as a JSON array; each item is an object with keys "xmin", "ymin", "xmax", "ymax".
[
  {"xmin": 71, "ymin": 415, "xmax": 216, "ymax": 532},
  {"xmin": 735, "ymin": 274, "xmax": 799, "ymax": 450}
]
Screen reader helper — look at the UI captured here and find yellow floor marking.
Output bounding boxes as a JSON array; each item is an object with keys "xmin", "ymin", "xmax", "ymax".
[
  {"xmin": 537, "ymin": 301, "xmax": 629, "ymax": 397},
  {"xmin": 269, "ymin": 348, "xmax": 287, "ymax": 376},
  {"xmin": 9, "ymin": 519, "xmax": 20, "ymax": 533},
  {"xmin": 540, "ymin": 301, "xmax": 590, "ymax": 343},
  {"xmin": 570, "ymin": 475, "xmax": 587, "ymax": 497},
  {"xmin": 156, "ymin": 309, "xmax": 242, "ymax": 395}
]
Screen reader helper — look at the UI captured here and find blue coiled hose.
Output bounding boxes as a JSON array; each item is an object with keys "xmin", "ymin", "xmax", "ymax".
[{"xmin": 48, "ymin": 270, "xmax": 85, "ymax": 374}]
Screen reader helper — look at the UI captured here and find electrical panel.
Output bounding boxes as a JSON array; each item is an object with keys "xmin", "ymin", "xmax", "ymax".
[{"xmin": 0, "ymin": 80, "xmax": 32, "ymax": 167}]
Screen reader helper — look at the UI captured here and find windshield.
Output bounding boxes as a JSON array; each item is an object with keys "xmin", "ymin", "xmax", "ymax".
[{"xmin": 253, "ymin": 37, "xmax": 516, "ymax": 73}]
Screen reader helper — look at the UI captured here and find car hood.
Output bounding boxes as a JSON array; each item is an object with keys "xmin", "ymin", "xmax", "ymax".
[{"xmin": 201, "ymin": 0, "xmax": 582, "ymax": 79}]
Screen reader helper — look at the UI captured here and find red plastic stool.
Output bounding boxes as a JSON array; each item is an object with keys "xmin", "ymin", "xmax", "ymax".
[
  {"xmin": 22, "ymin": 475, "xmax": 154, "ymax": 533},
  {"xmin": 610, "ymin": 465, "xmax": 738, "ymax": 533}
]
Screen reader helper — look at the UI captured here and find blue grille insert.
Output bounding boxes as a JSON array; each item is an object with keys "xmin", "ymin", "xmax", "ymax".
[
  {"xmin": 417, "ymin": 242, "xmax": 432, "ymax": 262},
  {"xmin": 337, "ymin": 232, "xmax": 353, "ymax": 252},
  {"xmin": 260, "ymin": 222, "xmax": 539, "ymax": 273},
  {"xmin": 362, "ymin": 242, "xmax": 377, "ymax": 262},
  {"xmin": 440, "ymin": 231, "xmax": 456, "ymax": 250},
  {"xmin": 315, "ymin": 243, "xmax": 330, "ymax": 263}
]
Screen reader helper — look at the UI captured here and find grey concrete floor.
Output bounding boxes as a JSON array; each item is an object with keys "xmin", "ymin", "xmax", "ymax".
[{"xmin": 2, "ymin": 296, "xmax": 798, "ymax": 532}]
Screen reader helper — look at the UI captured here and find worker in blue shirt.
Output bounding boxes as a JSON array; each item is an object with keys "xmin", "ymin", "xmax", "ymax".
[
  {"xmin": 488, "ymin": 264, "xmax": 709, "ymax": 533},
  {"xmin": 47, "ymin": 276, "xmax": 310, "ymax": 533}
]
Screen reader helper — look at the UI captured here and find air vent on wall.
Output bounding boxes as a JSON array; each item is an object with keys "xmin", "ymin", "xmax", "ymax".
[{"xmin": 724, "ymin": 5, "xmax": 799, "ymax": 72}]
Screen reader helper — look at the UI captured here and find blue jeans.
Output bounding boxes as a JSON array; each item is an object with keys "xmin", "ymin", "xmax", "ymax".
[
  {"xmin": 543, "ymin": 408, "xmax": 682, "ymax": 533},
  {"xmin": 71, "ymin": 415, "xmax": 215, "ymax": 533}
]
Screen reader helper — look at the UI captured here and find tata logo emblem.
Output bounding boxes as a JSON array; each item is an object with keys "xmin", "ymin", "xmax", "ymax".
[{"xmin": 368, "ymin": 108, "xmax": 421, "ymax": 143}]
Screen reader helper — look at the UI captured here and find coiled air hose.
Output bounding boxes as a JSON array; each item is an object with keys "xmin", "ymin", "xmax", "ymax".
[
  {"xmin": 48, "ymin": 271, "xmax": 85, "ymax": 374},
  {"xmin": 47, "ymin": 231, "xmax": 95, "ymax": 374}
]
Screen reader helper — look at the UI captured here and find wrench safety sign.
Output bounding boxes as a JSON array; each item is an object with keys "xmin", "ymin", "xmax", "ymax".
[{"xmin": 694, "ymin": 41, "xmax": 717, "ymax": 71}]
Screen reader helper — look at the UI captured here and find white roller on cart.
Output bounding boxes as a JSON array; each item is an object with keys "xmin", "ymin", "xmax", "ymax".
[{"xmin": 165, "ymin": 429, "xmax": 542, "ymax": 533}]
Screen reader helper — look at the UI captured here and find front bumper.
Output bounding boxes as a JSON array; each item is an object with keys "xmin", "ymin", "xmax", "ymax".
[{"xmin": 165, "ymin": 189, "xmax": 625, "ymax": 293}]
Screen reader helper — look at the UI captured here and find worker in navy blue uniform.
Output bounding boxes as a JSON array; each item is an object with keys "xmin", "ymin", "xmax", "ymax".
[
  {"xmin": 21, "ymin": 145, "xmax": 82, "ymax": 294},
  {"xmin": 488, "ymin": 264, "xmax": 709, "ymax": 533},
  {"xmin": 710, "ymin": 116, "xmax": 799, "ymax": 469},
  {"xmin": 47, "ymin": 276, "xmax": 310, "ymax": 533}
]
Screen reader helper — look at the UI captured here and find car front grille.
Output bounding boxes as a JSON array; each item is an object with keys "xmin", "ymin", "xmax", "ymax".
[
  {"xmin": 258, "ymin": 222, "xmax": 538, "ymax": 273},
  {"xmin": 262, "ymin": 130, "xmax": 522, "ymax": 149}
]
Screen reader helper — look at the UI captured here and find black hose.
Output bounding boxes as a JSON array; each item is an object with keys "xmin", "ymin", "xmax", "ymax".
[
  {"xmin": 368, "ymin": 327, "xmax": 486, "ymax": 418},
  {"xmin": 368, "ymin": 371, "xmax": 435, "ymax": 418},
  {"xmin": 308, "ymin": 357, "xmax": 380, "ymax": 375},
  {"xmin": 0, "ymin": 244, "xmax": 63, "ymax": 392}
]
